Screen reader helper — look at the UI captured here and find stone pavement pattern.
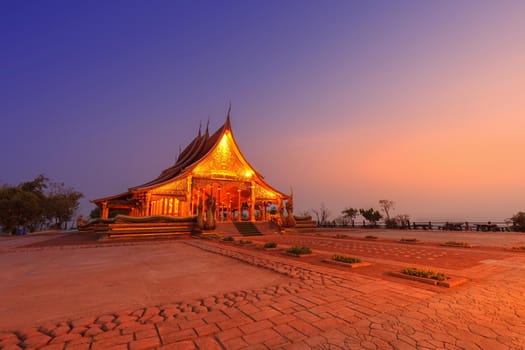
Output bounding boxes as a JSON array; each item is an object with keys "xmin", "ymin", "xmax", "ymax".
[{"xmin": 0, "ymin": 232, "xmax": 524, "ymax": 349}]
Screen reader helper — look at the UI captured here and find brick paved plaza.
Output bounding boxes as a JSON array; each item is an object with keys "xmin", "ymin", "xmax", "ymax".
[{"xmin": 1, "ymin": 230, "xmax": 524, "ymax": 349}]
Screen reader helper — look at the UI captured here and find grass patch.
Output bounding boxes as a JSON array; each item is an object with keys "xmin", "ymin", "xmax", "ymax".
[
  {"xmin": 332, "ymin": 255, "xmax": 362, "ymax": 264},
  {"xmin": 222, "ymin": 236, "xmax": 234, "ymax": 242},
  {"xmin": 263, "ymin": 242, "xmax": 277, "ymax": 249},
  {"xmin": 512, "ymin": 246, "xmax": 525, "ymax": 250},
  {"xmin": 444, "ymin": 241, "xmax": 471, "ymax": 247},
  {"xmin": 400, "ymin": 238, "xmax": 419, "ymax": 243},
  {"xmin": 402, "ymin": 267, "xmax": 446, "ymax": 281},
  {"xmin": 287, "ymin": 246, "xmax": 312, "ymax": 255},
  {"xmin": 365, "ymin": 235, "xmax": 378, "ymax": 239}
]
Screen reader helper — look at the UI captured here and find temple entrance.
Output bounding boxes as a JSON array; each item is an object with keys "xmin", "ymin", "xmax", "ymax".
[{"xmin": 190, "ymin": 179, "xmax": 280, "ymax": 222}]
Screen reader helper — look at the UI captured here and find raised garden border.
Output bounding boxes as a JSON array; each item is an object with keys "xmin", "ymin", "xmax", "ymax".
[
  {"xmin": 398, "ymin": 238, "xmax": 423, "ymax": 244},
  {"xmin": 440, "ymin": 241, "xmax": 476, "ymax": 248},
  {"xmin": 389, "ymin": 271, "xmax": 467, "ymax": 288},
  {"xmin": 322, "ymin": 259, "xmax": 371, "ymax": 268}
]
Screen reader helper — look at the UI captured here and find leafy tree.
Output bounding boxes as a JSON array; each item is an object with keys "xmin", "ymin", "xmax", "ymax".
[
  {"xmin": 378, "ymin": 199, "xmax": 395, "ymax": 220},
  {"xmin": 45, "ymin": 182, "xmax": 83, "ymax": 230},
  {"xmin": 0, "ymin": 176, "xmax": 83, "ymax": 233},
  {"xmin": 511, "ymin": 212, "xmax": 525, "ymax": 232},
  {"xmin": 341, "ymin": 207, "xmax": 358, "ymax": 227},
  {"xmin": 359, "ymin": 208, "xmax": 382, "ymax": 227},
  {"xmin": 341, "ymin": 207, "xmax": 358, "ymax": 221},
  {"xmin": 0, "ymin": 186, "xmax": 20, "ymax": 233},
  {"xmin": 89, "ymin": 207, "xmax": 101, "ymax": 219}
]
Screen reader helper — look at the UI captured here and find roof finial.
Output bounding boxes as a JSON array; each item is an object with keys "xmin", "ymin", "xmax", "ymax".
[
  {"xmin": 198, "ymin": 121, "xmax": 202, "ymax": 137},
  {"xmin": 227, "ymin": 101, "xmax": 232, "ymax": 121},
  {"xmin": 205, "ymin": 116, "xmax": 210, "ymax": 137}
]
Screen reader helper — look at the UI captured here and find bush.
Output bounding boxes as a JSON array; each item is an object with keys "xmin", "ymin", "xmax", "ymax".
[
  {"xmin": 365, "ymin": 235, "xmax": 378, "ymax": 239},
  {"xmin": 263, "ymin": 242, "xmax": 277, "ymax": 249},
  {"xmin": 444, "ymin": 241, "xmax": 470, "ymax": 247},
  {"xmin": 512, "ymin": 246, "xmax": 525, "ymax": 251},
  {"xmin": 287, "ymin": 246, "xmax": 312, "ymax": 255},
  {"xmin": 402, "ymin": 267, "xmax": 446, "ymax": 281},
  {"xmin": 222, "ymin": 236, "xmax": 234, "ymax": 242},
  {"xmin": 332, "ymin": 255, "xmax": 361, "ymax": 264},
  {"xmin": 400, "ymin": 238, "xmax": 418, "ymax": 243},
  {"xmin": 239, "ymin": 239, "xmax": 252, "ymax": 244}
]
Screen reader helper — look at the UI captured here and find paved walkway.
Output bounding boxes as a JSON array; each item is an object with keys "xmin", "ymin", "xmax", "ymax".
[{"xmin": 0, "ymin": 231, "xmax": 524, "ymax": 349}]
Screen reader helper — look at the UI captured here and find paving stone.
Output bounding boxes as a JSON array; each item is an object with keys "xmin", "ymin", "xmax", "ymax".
[
  {"xmin": 129, "ymin": 336, "xmax": 161, "ymax": 350},
  {"xmin": 158, "ymin": 340, "xmax": 196, "ymax": 349},
  {"xmin": 21, "ymin": 334, "xmax": 51, "ymax": 348},
  {"xmin": 192, "ymin": 336, "xmax": 223, "ymax": 350},
  {"xmin": 160, "ymin": 328, "xmax": 196, "ymax": 344}
]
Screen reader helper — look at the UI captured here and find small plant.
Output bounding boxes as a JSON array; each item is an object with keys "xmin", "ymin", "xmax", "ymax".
[
  {"xmin": 222, "ymin": 236, "xmax": 234, "ymax": 242},
  {"xmin": 239, "ymin": 239, "xmax": 252, "ymax": 244},
  {"xmin": 365, "ymin": 235, "xmax": 378, "ymax": 239},
  {"xmin": 263, "ymin": 242, "xmax": 277, "ymax": 249},
  {"xmin": 512, "ymin": 246, "xmax": 525, "ymax": 250},
  {"xmin": 332, "ymin": 255, "xmax": 362, "ymax": 264},
  {"xmin": 287, "ymin": 246, "xmax": 312, "ymax": 255},
  {"xmin": 402, "ymin": 267, "xmax": 446, "ymax": 281},
  {"xmin": 444, "ymin": 241, "xmax": 470, "ymax": 247},
  {"xmin": 400, "ymin": 238, "xmax": 418, "ymax": 243}
]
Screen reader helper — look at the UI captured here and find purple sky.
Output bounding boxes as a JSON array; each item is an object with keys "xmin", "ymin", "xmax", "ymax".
[{"xmin": 2, "ymin": 1, "xmax": 524, "ymax": 222}]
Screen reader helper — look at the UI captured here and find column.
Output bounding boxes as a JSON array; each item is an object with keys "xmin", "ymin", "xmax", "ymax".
[
  {"xmin": 237, "ymin": 189, "xmax": 241, "ymax": 221},
  {"xmin": 101, "ymin": 202, "xmax": 109, "ymax": 219},
  {"xmin": 249, "ymin": 182, "xmax": 255, "ymax": 222},
  {"xmin": 145, "ymin": 193, "xmax": 151, "ymax": 216}
]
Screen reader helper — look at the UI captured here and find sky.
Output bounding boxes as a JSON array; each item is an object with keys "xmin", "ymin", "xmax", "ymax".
[{"xmin": 1, "ymin": 1, "xmax": 524, "ymax": 222}]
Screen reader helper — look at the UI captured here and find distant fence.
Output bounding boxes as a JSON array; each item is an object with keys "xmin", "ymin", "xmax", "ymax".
[{"xmin": 314, "ymin": 220, "xmax": 522, "ymax": 232}]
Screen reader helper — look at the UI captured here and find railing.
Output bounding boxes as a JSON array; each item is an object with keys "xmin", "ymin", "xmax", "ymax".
[{"xmin": 313, "ymin": 220, "xmax": 522, "ymax": 232}]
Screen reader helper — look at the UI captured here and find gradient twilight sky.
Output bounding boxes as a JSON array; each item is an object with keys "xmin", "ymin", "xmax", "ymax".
[{"xmin": 1, "ymin": 1, "xmax": 524, "ymax": 222}]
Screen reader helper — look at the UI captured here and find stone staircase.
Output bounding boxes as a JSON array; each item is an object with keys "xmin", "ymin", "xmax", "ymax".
[{"xmin": 232, "ymin": 221, "xmax": 262, "ymax": 236}]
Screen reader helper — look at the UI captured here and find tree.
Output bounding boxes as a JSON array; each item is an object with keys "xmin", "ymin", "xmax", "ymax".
[
  {"xmin": 89, "ymin": 207, "xmax": 101, "ymax": 219},
  {"xmin": 312, "ymin": 203, "xmax": 330, "ymax": 226},
  {"xmin": 0, "ymin": 176, "xmax": 83, "ymax": 233},
  {"xmin": 511, "ymin": 212, "xmax": 525, "ymax": 232},
  {"xmin": 0, "ymin": 186, "xmax": 20, "ymax": 233},
  {"xmin": 378, "ymin": 199, "xmax": 395, "ymax": 220},
  {"xmin": 45, "ymin": 182, "xmax": 83, "ymax": 230},
  {"xmin": 359, "ymin": 208, "xmax": 382, "ymax": 227},
  {"xmin": 341, "ymin": 207, "xmax": 358, "ymax": 227}
]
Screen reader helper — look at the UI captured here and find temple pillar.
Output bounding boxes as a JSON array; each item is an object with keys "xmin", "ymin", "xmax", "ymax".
[
  {"xmin": 145, "ymin": 193, "xmax": 151, "ymax": 216},
  {"xmin": 237, "ymin": 189, "xmax": 241, "ymax": 221},
  {"xmin": 101, "ymin": 202, "xmax": 109, "ymax": 219},
  {"xmin": 250, "ymin": 182, "xmax": 255, "ymax": 222},
  {"xmin": 217, "ymin": 185, "xmax": 221, "ymax": 222},
  {"xmin": 187, "ymin": 176, "xmax": 193, "ymax": 215}
]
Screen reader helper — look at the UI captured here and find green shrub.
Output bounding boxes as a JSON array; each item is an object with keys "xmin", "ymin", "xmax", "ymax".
[
  {"xmin": 263, "ymin": 242, "xmax": 277, "ymax": 249},
  {"xmin": 332, "ymin": 255, "xmax": 362, "ymax": 264},
  {"xmin": 402, "ymin": 267, "xmax": 446, "ymax": 281},
  {"xmin": 222, "ymin": 236, "xmax": 234, "ymax": 242},
  {"xmin": 287, "ymin": 246, "xmax": 312, "ymax": 255}
]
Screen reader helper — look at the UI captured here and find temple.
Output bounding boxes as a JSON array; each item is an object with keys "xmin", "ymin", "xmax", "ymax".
[{"xmin": 92, "ymin": 111, "xmax": 289, "ymax": 225}]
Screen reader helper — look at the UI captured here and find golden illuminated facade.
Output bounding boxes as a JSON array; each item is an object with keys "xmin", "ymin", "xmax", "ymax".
[{"xmin": 92, "ymin": 113, "xmax": 288, "ymax": 222}]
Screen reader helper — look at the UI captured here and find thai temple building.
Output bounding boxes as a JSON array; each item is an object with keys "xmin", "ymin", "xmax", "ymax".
[{"xmin": 92, "ymin": 111, "xmax": 289, "ymax": 225}]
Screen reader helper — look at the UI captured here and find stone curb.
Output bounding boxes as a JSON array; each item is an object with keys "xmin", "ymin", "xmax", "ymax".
[
  {"xmin": 321, "ymin": 259, "xmax": 371, "ymax": 268},
  {"xmin": 388, "ymin": 272, "xmax": 467, "ymax": 288}
]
